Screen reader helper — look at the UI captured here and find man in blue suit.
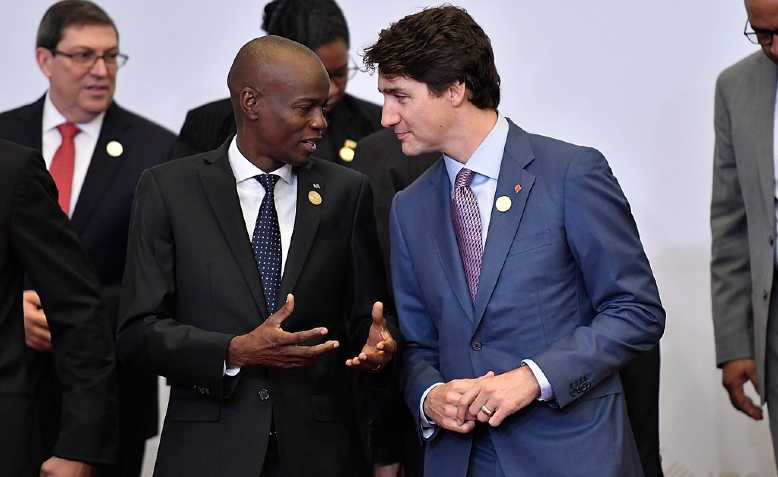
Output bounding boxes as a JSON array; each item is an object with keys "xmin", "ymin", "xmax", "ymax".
[{"xmin": 363, "ymin": 6, "xmax": 666, "ymax": 476}]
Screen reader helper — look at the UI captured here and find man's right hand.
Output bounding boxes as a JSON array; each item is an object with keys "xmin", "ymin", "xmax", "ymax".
[
  {"xmin": 40, "ymin": 456, "xmax": 94, "ymax": 477},
  {"xmin": 422, "ymin": 372, "xmax": 494, "ymax": 434},
  {"xmin": 23, "ymin": 290, "xmax": 52, "ymax": 352},
  {"xmin": 722, "ymin": 358, "xmax": 763, "ymax": 420},
  {"xmin": 227, "ymin": 294, "xmax": 339, "ymax": 368}
]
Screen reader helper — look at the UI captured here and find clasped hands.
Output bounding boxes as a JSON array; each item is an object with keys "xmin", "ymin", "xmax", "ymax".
[
  {"xmin": 423, "ymin": 366, "xmax": 541, "ymax": 432},
  {"xmin": 227, "ymin": 294, "xmax": 395, "ymax": 372}
]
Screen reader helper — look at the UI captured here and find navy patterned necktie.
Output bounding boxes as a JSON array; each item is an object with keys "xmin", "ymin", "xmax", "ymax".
[{"xmin": 252, "ymin": 174, "xmax": 282, "ymax": 313}]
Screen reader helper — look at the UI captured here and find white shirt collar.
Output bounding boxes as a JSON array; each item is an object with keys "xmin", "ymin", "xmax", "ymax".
[
  {"xmin": 228, "ymin": 136, "xmax": 294, "ymax": 185},
  {"xmin": 42, "ymin": 91, "xmax": 105, "ymax": 138},
  {"xmin": 444, "ymin": 116, "xmax": 509, "ymax": 184}
]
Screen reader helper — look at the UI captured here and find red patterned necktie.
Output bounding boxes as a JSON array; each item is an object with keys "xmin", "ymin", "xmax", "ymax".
[
  {"xmin": 451, "ymin": 168, "xmax": 483, "ymax": 302},
  {"xmin": 49, "ymin": 122, "xmax": 80, "ymax": 214}
]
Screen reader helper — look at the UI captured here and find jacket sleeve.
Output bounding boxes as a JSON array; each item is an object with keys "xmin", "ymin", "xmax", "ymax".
[
  {"xmin": 11, "ymin": 151, "xmax": 118, "ymax": 464},
  {"xmin": 710, "ymin": 74, "xmax": 755, "ymax": 366},
  {"xmin": 117, "ymin": 169, "xmax": 236, "ymax": 399},
  {"xmin": 531, "ymin": 148, "xmax": 666, "ymax": 408}
]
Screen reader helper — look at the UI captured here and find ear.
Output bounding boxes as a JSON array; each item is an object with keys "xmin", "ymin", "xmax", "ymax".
[
  {"xmin": 447, "ymin": 81, "xmax": 468, "ymax": 107},
  {"xmin": 36, "ymin": 47, "xmax": 54, "ymax": 79},
  {"xmin": 240, "ymin": 86, "xmax": 261, "ymax": 121}
]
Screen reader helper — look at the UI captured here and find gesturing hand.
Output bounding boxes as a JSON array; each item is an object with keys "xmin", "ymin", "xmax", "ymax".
[
  {"xmin": 40, "ymin": 456, "xmax": 94, "ymax": 477},
  {"xmin": 423, "ymin": 371, "xmax": 494, "ymax": 434},
  {"xmin": 346, "ymin": 302, "xmax": 397, "ymax": 372},
  {"xmin": 227, "ymin": 294, "xmax": 339, "ymax": 368}
]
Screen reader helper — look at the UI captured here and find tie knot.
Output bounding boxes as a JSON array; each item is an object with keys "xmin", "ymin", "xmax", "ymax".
[
  {"xmin": 255, "ymin": 173, "xmax": 280, "ymax": 192},
  {"xmin": 455, "ymin": 168, "xmax": 475, "ymax": 188},
  {"xmin": 57, "ymin": 122, "xmax": 80, "ymax": 139}
]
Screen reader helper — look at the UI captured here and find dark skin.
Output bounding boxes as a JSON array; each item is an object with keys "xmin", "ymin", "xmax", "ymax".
[{"xmin": 224, "ymin": 36, "xmax": 396, "ymax": 372}]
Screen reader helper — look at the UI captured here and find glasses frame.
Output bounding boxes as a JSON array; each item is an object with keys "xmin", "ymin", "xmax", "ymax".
[
  {"xmin": 744, "ymin": 18, "xmax": 778, "ymax": 46},
  {"xmin": 50, "ymin": 48, "xmax": 129, "ymax": 70}
]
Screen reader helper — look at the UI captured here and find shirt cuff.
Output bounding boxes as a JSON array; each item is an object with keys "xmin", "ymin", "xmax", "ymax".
[
  {"xmin": 223, "ymin": 361, "xmax": 240, "ymax": 377},
  {"xmin": 419, "ymin": 382, "xmax": 444, "ymax": 439},
  {"xmin": 522, "ymin": 359, "xmax": 553, "ymax": 401}
]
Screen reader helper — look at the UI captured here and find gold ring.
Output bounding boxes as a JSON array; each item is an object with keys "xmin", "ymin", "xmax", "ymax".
[{"xmin": 480, "ymin": 405, "xmax": 493, "ymax": 416}]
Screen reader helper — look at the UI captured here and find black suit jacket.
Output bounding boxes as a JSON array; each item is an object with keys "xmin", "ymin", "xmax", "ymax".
[
  {"xmin": 352, "ymin": 127, "xmax": 664, "ymax": 477},
  {"xmin": 0, "ymin": 96, "xmax": 175, "ymax": 458},
  {"xmin": 0, "ymin": 139, "xmax": 117, "ymax": 474},
  {"xmin": 173, "ymin": 94, "xmax": 382, "ymax": 166},
  {"xmin": 117, "ymin": 142, "xmax": 389, "ymax": 477}
]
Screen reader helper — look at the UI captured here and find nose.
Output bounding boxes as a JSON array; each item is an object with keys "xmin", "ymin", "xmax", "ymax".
[
  {"xmin": 381, "ymin": 103, "xmax": 399, "ymax": 128},
  {"xmin": 311, "ymin": 107, "xmax": 328, "ymax": 132},
  {"xmin": 90, "ymin": 56, "xmax": 109, "ymax": 77}
]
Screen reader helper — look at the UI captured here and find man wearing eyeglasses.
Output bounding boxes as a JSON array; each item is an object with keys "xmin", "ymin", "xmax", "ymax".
[
  {"xmin": 712, "ymin": 0, "xmax": 778, "ymax": 470},
  {"xmin": 0, "ymin": 1, "xmax": 175, "ymax": 475}
]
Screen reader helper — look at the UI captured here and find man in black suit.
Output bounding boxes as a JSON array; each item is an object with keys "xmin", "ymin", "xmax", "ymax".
[
  {"xmin": 117, "ymin": 35, "xmax": 395, "ymax": 477},
  {"xmin": 353, "ymin": 128, "xmax": 665, "ymax": 477},
  {"xmin": 0, "ymin": 139, "xmax": 117, "ymax": 477},
  {"xmin": 173, "ymin": 0, "xmax": 382, "ymax": 167},
  {"xmin": 0, "ymin": 2, "xmax": 175, "ymax": 475}
]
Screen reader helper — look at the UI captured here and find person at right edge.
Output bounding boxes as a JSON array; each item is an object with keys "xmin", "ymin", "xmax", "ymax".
[
  {"xmin": 711, "ymin": 0, "xmax": 778, "ymax": 471},
  {"xmin": 364, "ymin": 6, "xmax": 665, "ymax": 476}
]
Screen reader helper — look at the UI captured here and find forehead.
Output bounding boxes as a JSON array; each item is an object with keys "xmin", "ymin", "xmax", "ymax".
[
  {"xmin": 58, "ymin": 24, "xmax": 118, "ymax": 49},
  {"xmin": 266, "ymin": 58, "xmax": 329, "ymax": 101},
  {"xmin": 377, "ymin": 73, "xmax": 428, "ymax": 94}
]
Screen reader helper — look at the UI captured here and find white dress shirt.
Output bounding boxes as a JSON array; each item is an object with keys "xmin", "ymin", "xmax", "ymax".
[
  {"xmin": 223, "ymin": 136, "xmax": 298, "ymax": 376},
  {"xmin": 419, "ymin": 116, "xmax": 552, "ymax": 436},
  {"xmin": 41, "ymin": 92, "xmax": 105, "ymax": 217}
]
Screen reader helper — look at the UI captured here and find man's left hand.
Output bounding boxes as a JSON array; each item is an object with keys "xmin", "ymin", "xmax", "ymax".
[
  {"xmin": 374, "ymin": 462, "xmax": 401, "ymax": 477},
  {"xmin": 460, "ymin": 365, "xmax": 540, "ymax": 427},
  {"xmin": 346, "ymin": 302, "xmax": 396, "ymax": 372}
]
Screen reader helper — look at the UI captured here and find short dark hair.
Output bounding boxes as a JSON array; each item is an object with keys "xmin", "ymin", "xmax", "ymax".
[
  {"xmin": 36, "ymin": 0, "xmax": 117, "ymax": 50},
  {"xmin": 261, "ymin": 0, "xmax": 350, "ymax": 51},
  {"xmin": 363, "ymin": 5, "xmax": 500, "ymax": 110}
]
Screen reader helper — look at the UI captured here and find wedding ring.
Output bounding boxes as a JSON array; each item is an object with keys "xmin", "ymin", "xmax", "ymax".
[{"xmin": 480, "ymin": 405, "xmax": 494, "ymax": 416}]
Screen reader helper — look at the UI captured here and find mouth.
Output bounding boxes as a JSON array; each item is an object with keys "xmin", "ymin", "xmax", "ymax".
[
  {"xmin": 395, "ymin": 130, "xmax": 411, "ymax": 141},
  {"xmin": 300, "ymin": 138, "xmax": 319, "ymax": 153},
  {"xmin": 84, "ymin": 85, "xmax": 110, "ymax": 95}
]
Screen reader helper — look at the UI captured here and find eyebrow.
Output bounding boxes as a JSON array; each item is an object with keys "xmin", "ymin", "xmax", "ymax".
[{"xmin": 379, "ymin": 87, "xmax": 407, "ymax": 95}]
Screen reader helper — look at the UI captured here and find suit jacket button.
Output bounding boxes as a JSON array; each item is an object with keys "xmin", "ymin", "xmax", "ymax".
[
  {"xmin": 471, "ymin": 341, "xmax": 482, "ymax": 351},
  {"xmin": 770, "ymin": 235, "xmax": 775, "ymax": 246},
  {"xmin": 258, "ymin": 388, "xmax": 270, "ymax": 401},
  {"xmin": 764, "ymin": 289, "xmax": 769, "ymax": 301}
]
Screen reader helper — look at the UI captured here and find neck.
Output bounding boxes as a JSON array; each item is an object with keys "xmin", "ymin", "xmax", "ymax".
[
  {"xmin": 236, "ymin": 131, "xmax": 283, "ymax": 173},
  {"xmin": 444, "ymin": 108, "xmax": 498, "ymax": 164},
  {"xmin": 48, "ymin": 90, "xmax": 100, "ymax": 124}
]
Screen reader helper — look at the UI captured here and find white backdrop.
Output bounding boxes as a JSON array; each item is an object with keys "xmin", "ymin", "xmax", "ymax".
[{"xmin": 0, "ymin": 1, "xmax": 771, "ymax": 476}]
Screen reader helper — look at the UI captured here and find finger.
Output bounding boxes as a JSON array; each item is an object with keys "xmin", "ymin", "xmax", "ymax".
[
  {"xmin": 285, "ymin": 326, "xmax": 329, "ymax": 345},
  {"xmin": 24, "ymin": 290, "xmax": 42, "ymax": 307},
  {"xmin": 28, "ymin": 311, "xmax": 50, "ymax": 330},
  {"xmin": 488, "ymin": 406, "xmax": 509, "ymax": 427},
  {"xmin": 728, "ymin": 386, "xmax": 763, "ymax": 420},
  {"xmin": 458, "ymin": 386, "xmax": 482, "ymax": 422},
  {"xmin": 376, "ymin": 336, "xmax": 397, "ymax": 353},
  {"xmin": 746, "ymin": 366, "xmax": 762, "ymax": 393},
  {"xmin": 371, "ymin": 301, "xmax": 385, "ymax": 328},
  {"xmin": 441, "ymin": 417, "xmax": 476, "ymax": 434},
  {"xmin": 268, "ymin": 294, "xmax": 295, "ymax": 326},
  {"xmin": 291, "ymin": 340, "xmax": 339, "ymax": 359},
  {"xmin": 468, "ymin": 393, "xmax": 490, "ymax": 421}
]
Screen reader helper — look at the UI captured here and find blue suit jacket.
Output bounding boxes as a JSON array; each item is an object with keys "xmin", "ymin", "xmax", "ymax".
[{"xmin": 390, "ymin": 120, "xmax": 665, "ymax": 476}]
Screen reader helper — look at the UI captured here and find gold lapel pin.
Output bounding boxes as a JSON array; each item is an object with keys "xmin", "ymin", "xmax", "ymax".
[
  {"xmin": 514, "ymin": 183, "xmax": 522, "ymax": 193},
  {"xmin": 308, "ymin": 190, "xmax": 323, "ymax": 206},
  {"xmin": 339, "ymin": 139, "xmax": 358, "ymax": 163},
  {"xmin": 495, "ymin": 196, "xmax": 512, "ymax": 212},
  {"xmin": 106, "ymin": 140, "xmax": 123, "ymax": 158}
]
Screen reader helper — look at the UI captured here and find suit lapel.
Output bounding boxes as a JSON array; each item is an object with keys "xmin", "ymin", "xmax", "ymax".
[
  {"xmin": 753, "ymin": 56, "xmax": 777, "ymax": 232},
  {"xmin": 199, "ymin": 145, "xmax": 268, "ymax": 317},
  {"xmin": 427, "ymin": 161, "xmax": 475, "ymax": 322},
  {"xmin": 472, "ymin": 122, "xmax": 536, "ymax": 332},
  {"xmin": 279, "ymin": 163, "xmax": 322, "ymax": 297},
  {"xmin": 70, "ymin": 103, "xmax": 129, "ymax": 232}
]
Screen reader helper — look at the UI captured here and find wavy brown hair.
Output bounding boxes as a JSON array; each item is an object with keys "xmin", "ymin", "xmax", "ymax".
[{"xmin": 363, "ymin": 5, "xmax": 500, "ymax": 110}]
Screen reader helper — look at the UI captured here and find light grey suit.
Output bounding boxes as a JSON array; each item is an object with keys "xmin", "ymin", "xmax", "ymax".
[{"xmin": 711, "ymin": 49, "xmax": 778, "ymax": 456}]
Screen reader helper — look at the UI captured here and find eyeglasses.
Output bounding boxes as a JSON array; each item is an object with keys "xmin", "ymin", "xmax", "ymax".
[
  {"xmin": 328, "ymin": 56, "xmax": 361, "ymax": 83},
  {"xmin": 744, "ymin": 18, "xmax": 778, "ymax": 46},
  {"xmin": 50, "ymin": 48, "xmax": 129, "ymax": 70}
]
